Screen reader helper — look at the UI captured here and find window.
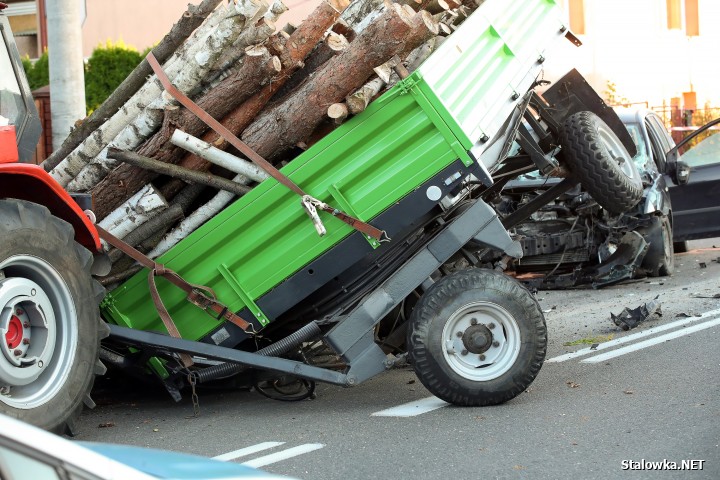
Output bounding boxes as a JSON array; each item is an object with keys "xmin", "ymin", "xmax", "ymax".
[
  {"xmin": 666, "ymin": 0, "xmax": 699, "ymax": 35},
  {"xmin": 568, "ymin": 0, "xmax": 585, "ymax": 35},
  {"xmin": 0, "ymin": 33, "xmax": 27, "ymax": 128},
  {"xmin": 0, "ymin": 444, "xmax": 62, "ymax": 480}
]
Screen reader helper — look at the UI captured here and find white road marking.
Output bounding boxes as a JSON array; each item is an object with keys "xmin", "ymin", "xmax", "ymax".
[
  {"xmin": 547, "ymin": 307, "xmax": 720, "ymax": 363},
  {"xmin": 581, "ymin": 316, "xmax": 720, "ymax": 363},
  {"xmin": 213, "ymin": 442, "xmax": 285, "ymax": 461},
  {"xmin": 371, "ymin": 396, "xmax": 449, "ymax": 417},
  {"xmin": 241, "ymin": 444, "xmax": 325, "ymax": 468}
]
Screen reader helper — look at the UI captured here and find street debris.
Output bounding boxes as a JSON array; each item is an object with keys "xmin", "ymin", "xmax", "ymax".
[
  {"xmin": 566, "ymin": 381, "xmax": 580, "ymax": 388},
  {"xmin": 97, "ymin": 422, "xmax": 115, "ymax": 428},
  {"xmin": 699, "ymin": 262, "xmax": 707, "ymax": 269},
  {"xmin": 675, "ymin": 312, "xmax": 702, "ymax": 318},
  {"xmin": 610, "ymin": 296, "xmax": 662, "ymax": 330}
]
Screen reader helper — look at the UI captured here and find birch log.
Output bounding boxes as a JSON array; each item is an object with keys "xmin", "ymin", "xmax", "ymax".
[
  {"xmin": 171, "ymin": 130, "xmax": 269, "ymax": 182},
  {"xmin": 149, "ymin": 174, "xmax": 250, "ymax": 258},
  {"xmin": 90, "ymin": 50, "xmax": 281, "ymax": 219},
  {"xmin": 66, "ymin": 6, "xmax": 255, "ymax": 192},
  {"xmin": 98, "ymin": 184, "xmax": 168, "ymax": 239},
  {"xmin": 241, "ymin": 6, "xmax": 438, "ymax": 160},
  {"xmin": 49, "ymin": 3, "xmax": 238, "ymax": 186},
  {"xmin": 41, "ymin": 0, "xmax": 224, "ymax": 172}
]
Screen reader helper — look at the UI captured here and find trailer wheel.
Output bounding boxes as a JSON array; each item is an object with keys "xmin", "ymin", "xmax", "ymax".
[
  {"xmin": 559, "ymin": 111, "xmax": 643, "ymax": 215},
  {"xmin": 407, "ymin": 269, "xmax": 546, "ymax": 406},
  {"xmin": 0, "ymin": 200, "xmax": 107, "ymax": 434}
]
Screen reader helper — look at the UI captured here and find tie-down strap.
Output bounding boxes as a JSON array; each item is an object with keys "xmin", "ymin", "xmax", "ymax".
[
  {"xmin": 145, "ymin": 52, "xmax": 388, "ymax": 243},
  {"xmin": 97, "ymin": 226, "xmax": 253, "ymax": 346}
]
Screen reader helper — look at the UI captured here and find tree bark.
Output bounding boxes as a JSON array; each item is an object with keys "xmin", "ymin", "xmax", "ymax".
[
  {"xmin": 90, "ymin": 52, "xmax": 280, "ymax": 219},
  {"xmin": 241, "ymin": 5, "xmax": 437, "ymax": 160},
  {"xmin": 67, "ymin": 6, "xmax": 253, "ymax": 192},
  {"xmin": 49, "ymin": 3, "xmax": 234, "ymax": 185},
  {"xmin": 97, "ymin": 184, "xmax": 169, "ymax": 239},
  {"xmin": 42, "ymin": 0, "xmax": 223, "ymax": 172}
]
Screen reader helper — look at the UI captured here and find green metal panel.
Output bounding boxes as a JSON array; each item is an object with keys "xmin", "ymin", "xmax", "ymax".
[
  {"xmin": 417, "ymin": 0, "xmax": 567, "ymax": 148},
  {"xmin": 103, "ymin": 84, "xmax": 461, "ymax": 339}
]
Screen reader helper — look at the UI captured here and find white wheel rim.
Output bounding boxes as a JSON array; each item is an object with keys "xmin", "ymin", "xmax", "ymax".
[
  {"xmin": 598, "ymin": 124, "xmax": 636, "ymax": 180},
  {"xmin": 0, "ymin": 255, "xmax": 78, "ymax": 409},
  {"xmin": 441, "ymin": 301, "xmax": 521, "ymax": 381}
]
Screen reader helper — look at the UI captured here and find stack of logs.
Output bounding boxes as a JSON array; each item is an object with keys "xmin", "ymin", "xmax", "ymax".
[{"xmin": 42, "ymin": 0, "xmax": 480, "ymax": 285}]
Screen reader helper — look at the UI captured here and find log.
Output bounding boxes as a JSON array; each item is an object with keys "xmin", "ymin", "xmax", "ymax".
[
  {"xmin": 241, "ymin": 6, "xmax": 437, "ymax": 160},
  {"xmin": 66, "ymin": 5, "xmax": 253, "ymax": 192},
  {"xmin": 346, "ymin": 77, "xmax": 385, "ymax": 114},
  {"xmin": 327, "ymin": 103, "xmax": 349, "ymax": 124},
  {"xmin": 49, "ymin": 3, "xmax": 237, "ymax": 186},
  {"xmin": 170, "ymin": 129, "xmax": 269, "ymax": 182},
  {"xmin": 98, "ymin": 184, "xmax": 168, "ymax": 239},
  {"xmin": 41, "ymin": 0, "xmax": 224, "ymax": 172},
  {"xmin": 148, "ymin": 174, "xmax": 250, "ymax": 258},
  {"xmin": 90, "ymin": 51, "xmax": 281, "ymax": 219},
  {"xmin": 99, "ymin": 266, "xmax": 143, "ymax": 286},
  {"xmin": 107, "ymin": 204, "xmax": 184, "ymax": 263},
  {"xmin": 157, "ymin": 0, "xmax": 351, "ymax": 189},
  {"xmin": 107, "ymin": 149, "xmax": 252, "ymax": 197}
]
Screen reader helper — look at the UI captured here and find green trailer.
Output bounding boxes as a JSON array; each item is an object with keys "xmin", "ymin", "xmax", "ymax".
[{"xmin": 2, "ymin": 0, "xmax": 650, "ymax": 431}]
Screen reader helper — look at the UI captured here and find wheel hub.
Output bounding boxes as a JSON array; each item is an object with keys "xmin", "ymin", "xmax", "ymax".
[
  {"xmin": 0, "ymin": 276, "xmax": 56, "ymax": 386},
  {"xmin": 462, "ymin": 324, "xmax": 493, "ymax": 354}
]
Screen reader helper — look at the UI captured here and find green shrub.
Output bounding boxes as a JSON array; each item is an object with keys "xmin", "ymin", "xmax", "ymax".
[
  {"xmin": 23, "ymin": 50, "xmax": 50, "ymax": 91},
  {"xmin": 84, "ymin": 40, "xmax": 142, "ymax": 113}
]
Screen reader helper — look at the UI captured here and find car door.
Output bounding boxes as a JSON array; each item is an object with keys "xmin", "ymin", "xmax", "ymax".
[{"xmin": 665, "ymin": 118, "xmax": 720, "ymax": 241}]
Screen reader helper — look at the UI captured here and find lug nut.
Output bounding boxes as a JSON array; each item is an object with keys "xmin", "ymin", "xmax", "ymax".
[
  {"xmin": 470, "ymin": 318, "xmax": 478, "ymax": 325},
  {"xmin": 23, "ymin": 322, "xmax": 30, "ymax": 328},
  {"xmin": 13, "ymin": 349, "xmax": 22, "ymax": 357},
  {"xmin": 16, "ymin": 308, "xmax": 24, "ymax": 316},
  {"xmin": 22, "ymin": 338, "xmax": 30, "ymax": 345},
  {"xmin": 461, "ymin": 349, "xmax": 468, "ymax": 356},
  {"xmin": 493, "ymin": 341, "xmax": 500, "ymax": 347},
  {"xmin": 488, "ymin": 323, "xmax": 495, "ymax": 330},
  {"xmin": 38, "ymin": 361, "xmax": 44, "ymax": 368},
  {"xmin": 479, "ymin": 355, "xmax": 486, "ymax": 361},
  {"xmin": 456, "ymin": 331, "xmax": 464, "ymax": 338}
]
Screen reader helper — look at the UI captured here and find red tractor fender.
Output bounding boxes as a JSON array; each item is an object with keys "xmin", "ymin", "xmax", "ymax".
[{"xmin": 0, "ymin": 163, "xmax": 101, "ymax": 252}]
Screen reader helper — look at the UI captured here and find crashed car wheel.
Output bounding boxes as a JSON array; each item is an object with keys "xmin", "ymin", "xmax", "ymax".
[
  {"xmin": 559, "ymin": 111, "xmax": 643, "ymax": 215},
  {"xmin": 0, "ymin": 200, "xmax": 107, "ymax": 435},
  {"xmin": 642, "ymin": 216, "xmax": 674, "ymax": 277},
  {"xmin": 407, "ymin": 269, "xmax": 546, "ymax": 406}
]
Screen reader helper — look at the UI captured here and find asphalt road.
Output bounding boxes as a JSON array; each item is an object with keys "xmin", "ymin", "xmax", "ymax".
[{"xmin": 74, "ymin": 240, "xmax": 720, "ymax": 480}]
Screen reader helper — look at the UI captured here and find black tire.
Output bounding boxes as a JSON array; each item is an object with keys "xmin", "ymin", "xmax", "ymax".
[
  {"xmin": 673, "ymin": 241, "xmax": 689, "ymax": 254},
  {"xmin": 0, "ymin": 199, "xmax": 107, "ymax": 434},
  {"xmin": 641, "ymin": 216, "xmax": 674, "ymax": 277},
  {"xmin": 407, "ymin": 269, "xmax": 546, "ymax": 406},
  {"xmin": 559, "ymin": 111, "xmax": 643, "ymax": 215}
]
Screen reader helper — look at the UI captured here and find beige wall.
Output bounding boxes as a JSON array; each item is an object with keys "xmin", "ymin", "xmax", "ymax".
[{"xmin": 81, "ymin": 0, "xmax": 191, "ymax": 56}]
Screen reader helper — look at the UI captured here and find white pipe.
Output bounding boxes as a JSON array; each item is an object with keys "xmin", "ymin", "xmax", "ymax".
[{"xmin": 170, "ymin": 129, "xmax": 269, "ymax": 183}]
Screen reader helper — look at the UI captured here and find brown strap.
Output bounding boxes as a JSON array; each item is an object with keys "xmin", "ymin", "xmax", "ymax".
[
  {"xmin": 145, "ymin": 52, "xmax": 388, "ymax": 242},
  {"xmin": 96, "ymin": 226, "xmax": 252, "ymax": 345}
]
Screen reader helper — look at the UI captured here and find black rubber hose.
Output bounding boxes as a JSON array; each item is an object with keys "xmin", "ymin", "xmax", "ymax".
[{"xmin": 195, "ymin": 321, "xmax": 322, "ymax": 383}]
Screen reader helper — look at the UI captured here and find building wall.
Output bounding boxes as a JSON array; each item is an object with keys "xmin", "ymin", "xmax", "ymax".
[
  {"xmin": 81, "ymin": 0, "xmax": 193, "ymax": 55},
  {"xmin": 546, "ymin": 0, "xmax": 720, "ymax": 110}
]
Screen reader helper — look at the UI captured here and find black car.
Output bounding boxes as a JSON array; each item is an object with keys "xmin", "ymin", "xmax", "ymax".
[
  {"xmin": 479, "ymin": 107, "xmax": 689, "ymax": 288},
  {"xmin": 663, "ymin": 118, "xmax": 720, "ymax": 250}
]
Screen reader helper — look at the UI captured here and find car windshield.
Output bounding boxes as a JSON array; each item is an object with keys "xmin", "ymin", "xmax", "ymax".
[
  {"xmin": 679, "ymin": 126, "xmax": 720, "ymax": 167},
  {"xmin": 624, "ymin": 123, "xmax": 652, "ymax": 171},
  {"xmin": 0, "ymin": 37, "xmax": 26, "ymax": 127}
]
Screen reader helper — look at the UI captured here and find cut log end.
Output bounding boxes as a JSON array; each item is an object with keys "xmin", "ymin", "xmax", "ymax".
[
  {"xmin": 326, "ymin": 32, "xmax": 350, "ymax": 51},
  {"xmin": 327, "ymin": 0, "xmax": 351, "ymax": 14},
  {"xmin": 327, "ymin": 102, "xmax": 349, "ymax": 122},
  {"xmin": 416, "ymin": 10, "xmax": 440, "ymax": 35}
]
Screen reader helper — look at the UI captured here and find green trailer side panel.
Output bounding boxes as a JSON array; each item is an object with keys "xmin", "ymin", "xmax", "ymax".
[
  {"xmin": 417, "ymin": 0, "xmax": 566, "ymax": 148},
  {"xmin": 104, "ymin": 86, "xmax": 460, "ymax": 340}
]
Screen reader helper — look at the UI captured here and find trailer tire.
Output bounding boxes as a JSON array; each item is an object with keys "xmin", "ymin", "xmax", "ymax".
[
  {"xmin": 0, "ymin": 200, "xmax": 107, "ymax": 434},
  {"xmin": 559, "ymin": 111, "xmax": 643, "ymax": 215},
  {"xmin": 407, "ymin": 269, "xmax": 546, "ymax": 406}
]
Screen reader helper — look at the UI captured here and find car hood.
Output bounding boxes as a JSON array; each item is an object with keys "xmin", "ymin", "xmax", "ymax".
[{"xmin": 79, "ymin": 442, "xmax": 292, "ymax": 480}]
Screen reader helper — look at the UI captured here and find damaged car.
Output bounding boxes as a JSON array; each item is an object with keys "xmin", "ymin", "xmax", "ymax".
[{"xmin": 476, "ymin": 106, "xmax": 690, "ymax": 289}]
